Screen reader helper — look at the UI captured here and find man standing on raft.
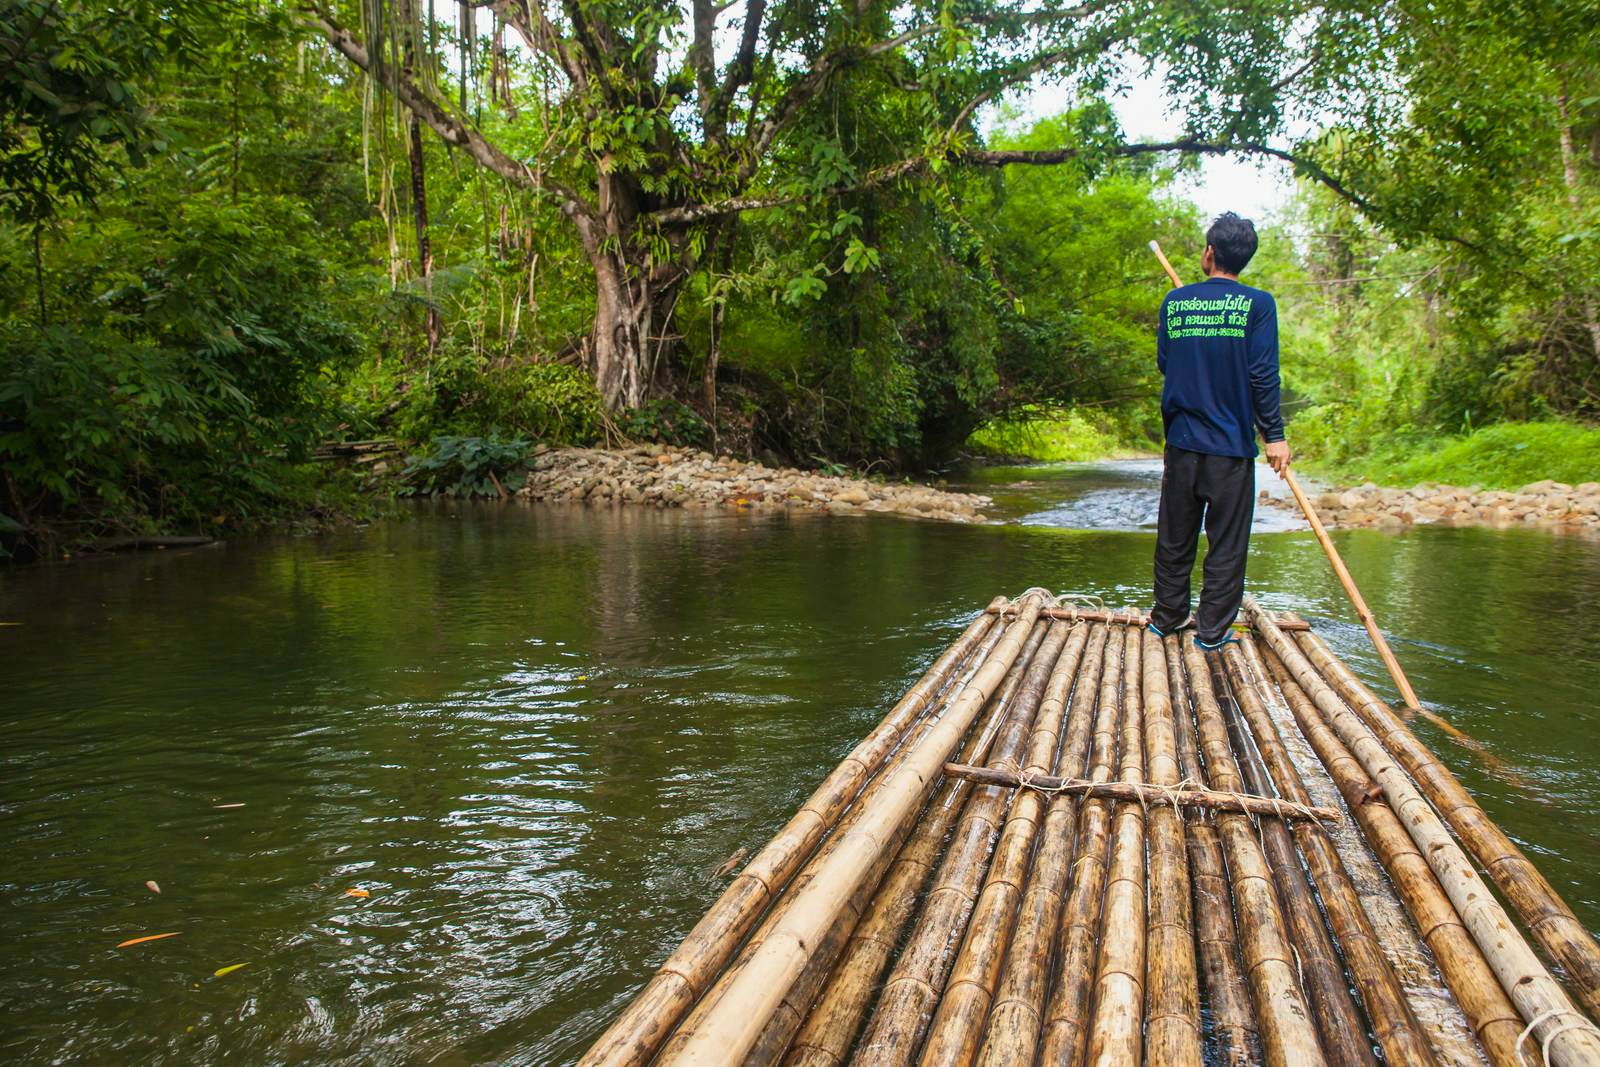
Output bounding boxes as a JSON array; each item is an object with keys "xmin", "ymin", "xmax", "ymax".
[{"xmin": 1148, "ymin": 212, "xmax": 1291, "ymax": 650}]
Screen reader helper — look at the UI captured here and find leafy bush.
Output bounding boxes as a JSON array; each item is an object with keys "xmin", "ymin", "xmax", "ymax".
[
  {"xmin": 617, "ymin": 396, "xmax": 710, "ymax": 447},
  {"xmin": 400, "ymin": 434, "xmax": 531, "ymax": 498}
]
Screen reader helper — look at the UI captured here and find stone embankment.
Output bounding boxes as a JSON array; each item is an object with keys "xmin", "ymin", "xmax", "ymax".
[
  {"xmin": 520, "ymin": 445, "xmax": 991, "ymax": 522},
  {"xmin": 1264, "ymin": 479, "xmax": 1600, "ymax": 532}
]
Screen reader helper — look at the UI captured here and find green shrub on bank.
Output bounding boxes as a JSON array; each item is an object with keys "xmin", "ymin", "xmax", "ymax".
[
  {"xmin": 400, "ymin": 434, "xmax": 532, "ymax": 498},
  {"xmin": 1292, "ymin": 417, "xmax": 1600, "ymax": 490}
]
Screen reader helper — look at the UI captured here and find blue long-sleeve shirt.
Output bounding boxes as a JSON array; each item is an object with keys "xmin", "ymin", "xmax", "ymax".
[{"xmin": 1157, "ymin": 276, "xmax": 1285, "ymax": 459}]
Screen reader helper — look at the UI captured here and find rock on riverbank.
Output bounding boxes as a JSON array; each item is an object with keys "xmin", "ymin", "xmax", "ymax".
[
  {"xmin": 1263, "ymin": 479, "xmax": 1600, "ymax": 532},
  {"xmin": 519, "ymin": 445, "xmax": 991, "ymax": 522}
]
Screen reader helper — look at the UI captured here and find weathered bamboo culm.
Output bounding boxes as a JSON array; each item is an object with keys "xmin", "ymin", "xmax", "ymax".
[{"xmin": 582, "ymin": 591, "xmax": 1600, "ymax": 1066}]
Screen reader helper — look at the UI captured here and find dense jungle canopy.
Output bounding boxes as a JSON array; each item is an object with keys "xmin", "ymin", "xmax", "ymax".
[{"xmin": 1, "ymin": 0, "xmax": 1597, "ymax": 550}]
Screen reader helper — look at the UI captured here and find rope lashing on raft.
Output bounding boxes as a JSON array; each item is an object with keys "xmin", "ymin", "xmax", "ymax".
[{"xmin": 1515, "ymin": 1007, "xmax": 1600, "ymax": 1067}]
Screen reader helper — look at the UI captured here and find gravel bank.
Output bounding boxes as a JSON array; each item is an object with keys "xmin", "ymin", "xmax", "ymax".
[{"xmin": 519, "ymin": 445, "xmax": 991, "ymax": 522}]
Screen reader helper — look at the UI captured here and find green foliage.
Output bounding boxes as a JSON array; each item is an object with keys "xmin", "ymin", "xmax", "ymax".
[
  {"xmin": 967, "ymin": 409, "xmax": 1148, "ymax": 462},
  {"xmin": 0, "ymin": 193, "xmax": 358, "ymax": 544},
  {"xmin": 400, "ymin": 434, "xmax": 531, "ymax": 498},
  {"xmin": 0, "ymin": 0, "xmax": 182, "ymax": 224},
  {"xmin": 374, "ymin": 353, "xmax": 604, "ymax": 446}
]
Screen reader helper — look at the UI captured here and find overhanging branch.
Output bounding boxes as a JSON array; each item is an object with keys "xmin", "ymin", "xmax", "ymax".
[{"xmin": 649, "ymin": 139, "xmax": 1380, "ymax": 227}]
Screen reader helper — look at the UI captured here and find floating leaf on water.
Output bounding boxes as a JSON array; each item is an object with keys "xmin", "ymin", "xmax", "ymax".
[
  {"xmin": 212, "ymin": 803, "xmax": 245, "ymax": 809},
  {"xmin": 345, "ymin": 888, "xmax": 370, "ymax": 898},
  {"xmin": 145, "ymin": 880, "xmax": 161, "ymax": 894},
  {"xmin": 213, "ymin": 963, "xmax": 249, "ymax": 977},
  {"xmin": 117, "ymin": 932, "xmax": 180, "ymax": 948}
]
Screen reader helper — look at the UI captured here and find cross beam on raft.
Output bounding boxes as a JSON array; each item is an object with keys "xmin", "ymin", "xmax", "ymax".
[
  {"xmin": 984, "ymin": 601, "xmax": 1313, "ymax": 630},
  {"xmin": 582, "ymin": 592, "xmax": 1600, "ymax": 1067},
  {"xmin": 939, "ymin": 763, "xmax": 1342, "ymax": 823}
]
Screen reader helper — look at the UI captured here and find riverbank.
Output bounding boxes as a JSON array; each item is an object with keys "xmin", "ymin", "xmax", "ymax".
[
  {"xmin": 520, "ymin": 445, "xmax": 992, "ymax": 522},
  {"xmin": 1262, "ymin": 480, "xmax": 1600, "ymax": 533}
]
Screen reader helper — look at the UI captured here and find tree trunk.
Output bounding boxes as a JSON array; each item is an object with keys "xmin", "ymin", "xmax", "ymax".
[
  {"xmin": 1557, "ymin": 89, "xmax": 1600, "ymax": 362},
  {"xmin": 579, "ymin": 173, "xmax": 690, "ymax": 412}
]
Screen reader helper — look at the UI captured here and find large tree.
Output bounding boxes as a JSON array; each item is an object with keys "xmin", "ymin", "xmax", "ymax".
[{"xmin": 306, "ymin": 0, "xmax": 1380, "ymax": 412}]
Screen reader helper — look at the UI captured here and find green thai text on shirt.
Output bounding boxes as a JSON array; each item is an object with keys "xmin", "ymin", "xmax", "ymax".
[{"xmin": 1165, "ymin": 294, "xmax": 1253, "ymax": 340}]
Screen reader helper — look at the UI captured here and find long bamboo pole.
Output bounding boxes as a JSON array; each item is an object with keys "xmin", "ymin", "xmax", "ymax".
[
  {"xmin": 1086, "ymin": 625, "xmax": 1149, "ymax": 1066},
  {"xmin": 1037, "ymin": 622, "xmax": 1127, "ymax": 1064},
  {"xmin": 581, "ymin": 604, "xmax": 1003, "ymax": 1066},
  {"xmin": 1250, "ymin": 608, "xmax": 1600, "ymax": 1066},
  {"xmin": 1256, "ymin": 638, "xmax": 1523, "ymax": 1067},
  {"xmin": 1182, "ymin": 635, "xmax": 1328, "ymax": 1067},
  {"xmin": 939, "ymin": 765, "xmax": 1340, "ymax": 822},
  {"xmin": 1292, "ymin": 625, "xmax": 1600, "ymax": 1019},
  {"xmin": 916, "ymin": 621, "xmax": 1092, "ymax": 1067},
  {"xmin": 1139, "ymin": 627, "xmax": 1202, "ymax": 1067},
  {"xmin": 783, "ymin": 624, "xmax": 1094, "ymax": 1067},
  {"xmin": 1280, "ymin": 468, "xmax": 1425, "ymax": 710},
  {"xmin": 1223, "ymin": 640, "xmax": 1441, "ymax": 1067},
  {"xmin": 972, "ymin": 625, "xmax": 1111, "ymax": 1066},
  {"xmin": 1164, "ymin": 634, "xmax": 1257, "ymax": 1066},
  {"xmin": 654, "ymin": 594, "xmax": 1050, "ymax": 1065},
  {"xmin": 851, "ymin": 616, "xmax": 1062, "ymax": 1064}
]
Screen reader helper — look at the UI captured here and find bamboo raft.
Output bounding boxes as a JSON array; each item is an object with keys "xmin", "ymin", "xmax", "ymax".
[{"xmin": 581, "ymin": 591, "xmax": 1600, "ymax": 1067}]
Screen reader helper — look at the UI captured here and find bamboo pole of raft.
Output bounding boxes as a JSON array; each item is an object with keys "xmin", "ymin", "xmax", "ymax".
[
  {"xmin": 1138, "ymin": 627, "xmax": 1202, "ymax": 1067},
  {"xmin": 916, "ymin": 622, "xmax": 1096, "ymax": 1067},
  {"xmin": 1037, "ymin": 616, "xmax": 1128, "ymax": 1064},
  {"xmin": 1182, "ymin": 635, "xmax": 1328, "ymax": 1067},
  {"xmin": 1250, "ymin": 608, "xmax": 1600, "ymax": 1066},
  {"xmin": 1237, "ymin": 637, "xmax": 1488, "ymax": 1067},
  {"xmin": 668, "ymin": 617, "xmax": 1039, "ymax": 1065},
  {"xmin": 972, "ymin": 625, "xmax": 1112, "ymax": 1066},
  {"xmin": 785, "ymin": 623, "xmax": 1098, "ymax": 1067},
  {"xmin": 1221, "ymin": 642, "xmax": 1441, "ymax": 1067},
  {"xmin": 1292, "ymin": 623, "xmax": 1600, "ymax": 1019},
  {"xmin": 1206, "ymin": 652, "xmax": 1378, "ymax": 1067},
  {"xmin": 677, "ymin": 615, "xmax": 1056, "ymax": 1065},
  {"xmin": 581, "ymin": 602, "xmax": 1005, "ymax": 1066},
  {"xmin": 850, "ymin": 617, "xmax": 1064, "ymax": 1065},
  {"xmin": 1256, "ymin": 640, "xmax": 1527, "ymax": 1067},
  {"xmin": 938, "ymin": 765, "xmax": 1341, "ymax": 822},
  {"xmin": 1085, "ymin": 624, "xmax": 1149, "ymax": 1066},
  {"xmin": 1164, "ymin": 634, "xmax": 1258, "ymax": 1066},
  {"xmin": 754, "ymin": 624, "xmax": 1071, "ymax": 1066},
  {"xmin": 651, "ymin": 594, "xmax": 1050, "ymax": 1066}
]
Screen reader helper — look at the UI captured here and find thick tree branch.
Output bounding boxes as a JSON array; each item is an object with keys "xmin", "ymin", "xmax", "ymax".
[{"xmin": 310, "ymin": 10, "xmax": 596, "ymax": 219}]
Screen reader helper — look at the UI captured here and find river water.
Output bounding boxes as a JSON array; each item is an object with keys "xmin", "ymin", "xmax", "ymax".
[{"xmin": 3, "ymin": 460, "xmax": 1597, "ymax": 1064}]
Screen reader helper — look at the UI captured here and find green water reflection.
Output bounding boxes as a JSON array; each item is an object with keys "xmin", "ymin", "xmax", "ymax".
[{"xmin": 2, "ymin": 484, "xmax": 1597, "ymax": 1064}]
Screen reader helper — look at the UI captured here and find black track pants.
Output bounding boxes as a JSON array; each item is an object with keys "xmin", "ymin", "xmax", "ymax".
[{"xmin": 1150, "ymin": 446, "xmax": 1255, "ymax": 644}]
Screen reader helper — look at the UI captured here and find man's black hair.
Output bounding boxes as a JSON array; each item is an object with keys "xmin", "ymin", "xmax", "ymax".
[{"xmin": 1206, "ymin": 212, "xmax": 1258, "ymax": 275}]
